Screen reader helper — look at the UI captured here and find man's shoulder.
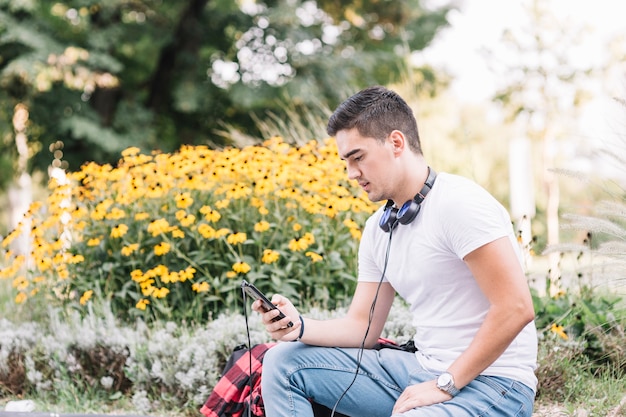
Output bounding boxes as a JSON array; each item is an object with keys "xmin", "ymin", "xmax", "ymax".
[
  {"xmin": 431, "ymin": 172, "xmax": 493, "ymax": 203},
  {"xmin": 428, "ymin": 172, "xmax": 506, "ymax": 222}
]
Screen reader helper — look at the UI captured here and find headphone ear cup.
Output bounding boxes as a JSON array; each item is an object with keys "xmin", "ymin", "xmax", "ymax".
[
  {"xmin": 379, "ymin": 205, "xmax": 398, "ymax": 232},
  {"xmin": 396, "ymin": 200, "xmax": 420, "ymax": 225}
]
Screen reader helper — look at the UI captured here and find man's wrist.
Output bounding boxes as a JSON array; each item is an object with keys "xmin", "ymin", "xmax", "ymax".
[
  {"xmin": 436, "ymin": 372, "xmax": 461, "ymax": 397},
  {"xmin": 292, "ymin": 315, "xmax": 304, "ymax": 342}
]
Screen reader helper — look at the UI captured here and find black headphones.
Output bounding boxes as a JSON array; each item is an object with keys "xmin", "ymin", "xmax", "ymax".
[{"xmin": 378, "ymin": 167, "xmax": 437, "ymax": 233}]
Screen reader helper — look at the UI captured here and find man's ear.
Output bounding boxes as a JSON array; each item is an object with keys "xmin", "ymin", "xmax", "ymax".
[{"xmin": 388, "ymin": 130, "xmax": 406, "ymax": 155}]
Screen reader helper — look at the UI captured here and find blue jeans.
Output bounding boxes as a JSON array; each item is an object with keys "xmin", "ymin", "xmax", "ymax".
[{"xmin": 261, "ymin": 342, "xmax": 535, "ymax": 417}]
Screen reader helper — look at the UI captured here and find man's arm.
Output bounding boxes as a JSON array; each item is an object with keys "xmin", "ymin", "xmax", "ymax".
[
  {"xmin": 254, "ymin": 281, "xmax": 396, "ymax": 348},
  {"xmin": 447, "ymin": 235, "xmax": 535, "ymax": 388},
  {"xmin": 392, "ymin": 236, "xmax": 535, "ymax": 413}
]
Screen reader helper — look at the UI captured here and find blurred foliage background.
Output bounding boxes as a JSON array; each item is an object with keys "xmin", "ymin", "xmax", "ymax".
[{"xmin": 0, "ymin": 0, "xmax": 450, "ymax": 182}]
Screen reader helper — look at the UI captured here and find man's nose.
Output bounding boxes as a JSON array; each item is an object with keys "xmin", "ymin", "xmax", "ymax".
[{"xmin": 346, "ymin": 164, "xmax": 360, "ymax": 180}]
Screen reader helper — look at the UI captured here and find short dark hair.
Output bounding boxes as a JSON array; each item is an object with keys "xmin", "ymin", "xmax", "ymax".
[{"xmin": 327, "ymin": 86, "xmax": 422, "ymax": 155}]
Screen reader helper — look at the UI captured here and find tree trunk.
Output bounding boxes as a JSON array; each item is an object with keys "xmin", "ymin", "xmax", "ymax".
[
  {"xmin": 509, "ymin": 136, "xmax": 536, "ymax": 271},
  {"xmin": 146, "ymin": 0, "xmax": 209, "ymax": 113},
  {"xmin": 543, "ymin": 128, "xmax": 561, "ymax": 295},
  {"xmin": 8, "ymin": 103, "xmax": 32, "ymax": 256},
  {"xmin": 7, "ymin": 173, "xmax": 32, "ymax": 256}
]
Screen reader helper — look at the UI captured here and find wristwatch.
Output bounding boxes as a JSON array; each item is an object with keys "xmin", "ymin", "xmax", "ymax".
[{"xmin": 436, "ymin": 372, "xmax": 461, "ymax": 397}]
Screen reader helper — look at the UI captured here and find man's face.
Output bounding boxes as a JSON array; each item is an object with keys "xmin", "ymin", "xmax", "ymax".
[{"xmin": 335, "ymin": 128, "xmax": 397, "ymax": 203}]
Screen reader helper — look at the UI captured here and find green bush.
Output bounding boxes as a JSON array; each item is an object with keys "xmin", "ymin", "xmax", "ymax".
[{"xmin": 0, "ymin": 138, "xmax": 377, "ymax": 323}]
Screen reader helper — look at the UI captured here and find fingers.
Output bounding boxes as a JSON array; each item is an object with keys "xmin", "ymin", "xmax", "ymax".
[
  {"xmin": 392, "ymin": 381, "xmax": 450, "ymax": 413},
  {"xmin": 251, "ymin": 297, "xmax": 301, "ymax": 341}
]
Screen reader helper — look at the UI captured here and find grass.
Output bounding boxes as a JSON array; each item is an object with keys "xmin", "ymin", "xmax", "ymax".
[{"xmin": 534, "ymin": 336, "xmax": 626, "ymax": 416}]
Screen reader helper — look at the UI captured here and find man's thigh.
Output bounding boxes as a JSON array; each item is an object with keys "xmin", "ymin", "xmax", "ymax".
[
  {"xmin": 392, "ymin": 376, "xmax": 535, "ymax": 417},
  {"xmin": 263, "ymin": 343, "xmax": 421, "ymax": 416}
]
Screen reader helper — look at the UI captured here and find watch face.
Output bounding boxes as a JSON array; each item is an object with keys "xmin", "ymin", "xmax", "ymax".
[{"xmin": 438, "ymin": 373, "xmax": 452, "ymax": 386}]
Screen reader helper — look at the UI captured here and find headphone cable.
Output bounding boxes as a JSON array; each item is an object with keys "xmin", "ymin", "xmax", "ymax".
[
  {"xmin": 329, "ymin": 225, "xmax": 395, "ymax": 417},
  {"xmin": 242, "ymin": 286, "xmax": 253, "ymax": 417}
]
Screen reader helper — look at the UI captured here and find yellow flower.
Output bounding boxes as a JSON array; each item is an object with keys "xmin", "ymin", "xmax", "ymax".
[
  {"xmin": 15, "ymin": 292, "xmax": 27, "ymax": 304},
  {"xmin": 136, "ymin": 299, "xmax": 150, "ymax": 310},
  {"xmin": 226, "ymin": 184, "xmax": 252, "ymax": 199},
  {"xmin": 121, "ymin": 244, "xmax": 139, "ymax": 256},
  {"xmin": 348, "ymin": 228, "xmax": 362, "ymax": 240},
  {"xmin": 254, "ymin": 221, "xmax": 270, "ymax": 232},
  {"xmin": 57, "ymin": 266, "xmax": 69, "ymax": 280},
  {"xmin": 261, "ymin": 249, "xmax": 280, "ymax": 264},
  {"xmin": 216, "ymin": 199, "xmax": 230, "ymax": 209},
  {"xmin": 179, "ymin": 266, "xmax": 196, "ymax": 282},
  {"xmin": 140, "ymin": 280, "xmax": 155, "ymax": 296},
  {"xmin": 0, "ymin": 134, "xmax": 384, "ymax": 321},
  {"xmin": 200, "ymin": 205, "xmax": 221, "ymax": 223},
  {"xmin": 232, "ymin": 261, "xmax": 251, "ymax": 274},
  {"xmin": 2, "ymin": 228, "xmax": 22, "ymax": 248},
  {"xmin": 550, "ymin": 323, "xmax": 569, "ymax": 340},
  {"xmin": 135, "ymin": 212, "xmax": 150, "ymax": 221},
  {"xmin": 154, "ymin": 242, "xmax": 171, "ymax": 256},
  {"xmin": 250, "ymin": 197, "xmax": 264, "ymax": 208},
  {"xmin": 80, "ymin": 290, "xmax": 94, "ymax": 305},
  {"xmin": 322, "ymin": 203, "xmax": 338, "ymax": 218},
  {"xmin": 147, "ymin": 218, "xmax": 170, "ymax": 236},
  {"xmin": 153, "ymin": 287, "xmax": 170, "ymax": 298},
  {"xmin": 37, "ymin": 257, "xmax": 52, "ymax": 272},
  {"xmin": 12, "ymin": 276, "xmax": 28, "ymax": 291},
  {"xmin": 175, "ymin": 210, "xmax": 196, "ymax": 227},
  {"xmin": 192, "ymin": 282, "xmax": 210, "ymax": 292},
  {"xmin": 110, "ymin": 223, "xmax": 129, "ymax": 238},
  {"xmin": 131, "ymin": 269, "xmax": 145, "ymax": 282},
  {"xmin": 302, "ymin": 232, "xmax": 315, "ymax": 244},
  {"xmin": 67, "ymin": 254, "xmax": 84, "ymax": 264},
  {"xmin": 161, "ymin": 271, "xmax": 178, "ymax": 284},
  {"xmin": 198, "ymin": 223, "xmax": 216, "ymax": 239},
  {"xmin": 227, "ymin": 232, "xmax": 247, "ymax": 245},
  {"xmin": 175, "ymin": 192, "xmax": 194, "ymax": 209},
  {"xmin": 171, "ymin": 228, "xmax": 185, "ymax": 238},
  {"xmin": 305, "ymin": 251, "xmax": 323, "ymax": 263},
  {"xmin": 121, "ymin": 146, "xmax": 141, "ymax": 157},
  {"xmin": 288, "ymin": 232, "xmax": 314, "ymax": 252},
  {"xmin": 105, "ymin": 207, "xmax": 126, "ymax": 220}
]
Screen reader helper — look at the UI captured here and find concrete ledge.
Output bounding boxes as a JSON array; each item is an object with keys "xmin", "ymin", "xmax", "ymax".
[{"xmin": 0, "ymin": 413, "xmax": 158, "ymax": 417}]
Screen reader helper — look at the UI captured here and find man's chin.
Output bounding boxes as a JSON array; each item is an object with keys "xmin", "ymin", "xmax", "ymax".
[{"xmin": 366, "ymin": 193, "xmax": 385, "ymax": 203}]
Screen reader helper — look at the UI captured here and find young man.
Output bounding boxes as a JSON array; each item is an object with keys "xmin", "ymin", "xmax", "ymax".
[{"xmin": 252, "ymin": 86, "xmax": 538, "ymax": 417}]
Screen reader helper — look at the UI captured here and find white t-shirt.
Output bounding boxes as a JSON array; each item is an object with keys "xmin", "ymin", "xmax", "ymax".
[{"xmin": 358, "ymin": 172, "xmax": 538, "ymax": 391}]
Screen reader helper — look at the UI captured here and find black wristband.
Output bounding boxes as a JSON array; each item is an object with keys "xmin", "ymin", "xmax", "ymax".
[{"xmin": 293, "ymin": 315, "xmax": 304, "ymax": 342}]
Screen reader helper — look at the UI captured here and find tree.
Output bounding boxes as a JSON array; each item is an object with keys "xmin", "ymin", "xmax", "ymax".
[
  {"xmin": 486, "ymin": 0, "xmax": 599, "ymax": 292},
  {"xmin": 0, "ymin": 0, "xmax": 453, "ymax": 236},
  {"xmin": 0, "ymin": 0, "xmax": 451, "ymax": 172}
]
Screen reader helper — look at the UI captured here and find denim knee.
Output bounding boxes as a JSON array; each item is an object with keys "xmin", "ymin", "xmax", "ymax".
[{"xmin": 262, "ymin": 342, "xmax": 300, "ymax": 383}]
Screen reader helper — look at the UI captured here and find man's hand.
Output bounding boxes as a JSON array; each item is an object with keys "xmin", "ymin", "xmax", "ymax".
[
  {"xmin": 252, "ymin": 294, "xmax": 302, "ymax": 342},
  {"xmin": 392, "ymin": 380, "xmax": 451, "ymax": 414}
]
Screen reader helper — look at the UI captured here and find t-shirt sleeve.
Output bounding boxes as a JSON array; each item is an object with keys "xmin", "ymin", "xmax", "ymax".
[{"xmin": 440, "ymin": 181, "xmax": 515, "ymax": 260}]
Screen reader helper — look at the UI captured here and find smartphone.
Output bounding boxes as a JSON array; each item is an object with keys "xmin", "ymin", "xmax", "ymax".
[{"xmin": 241, "ymin": 280, "xmax": 294, "ymax": 327}]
